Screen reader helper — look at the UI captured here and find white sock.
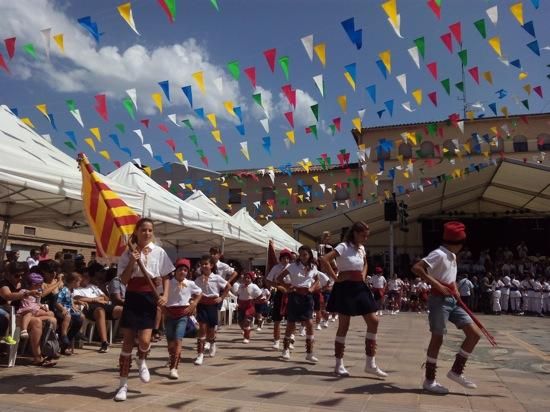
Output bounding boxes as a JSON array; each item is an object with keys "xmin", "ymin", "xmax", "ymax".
[
  {"xmin": 119, "ymin": 377, "xmax": 128, "ymax": 387},
  {"xmin": 335, "ymin": 336, "xmax": 346, "ymax": 344},
  {"xmin": 137, "ymin": 358, "xmax": 147, "ymax": 369},
  {"xmin": 426, "ymin": 356, "xmax": 438, "ymax": 364},
  {"xmin": 336, "ymin": 358, "xmax": 344, "ymax": 367},
  {"xmin": 366, "ymin": 356, "xmax": 376, "ymax": 368},
  {"xmin": 458, "ymin": 348, "xmax": 470, "ymax": 358}
]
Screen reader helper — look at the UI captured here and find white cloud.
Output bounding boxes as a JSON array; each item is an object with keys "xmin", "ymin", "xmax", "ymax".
[{"xmin": 1, "ymin": 0, "xmax": 243, "ymax": 119}]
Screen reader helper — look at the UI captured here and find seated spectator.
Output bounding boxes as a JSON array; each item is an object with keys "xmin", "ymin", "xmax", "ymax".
[
  {"xmin": 56, "ymin": 272, "xmax": 85, "ymax": 354},
  {"xmin": 73, "ymin": 269, "xmax": 122, "ymax": 353},
  {"xmin": 17, "ymin": 272, "xmax": 56, "ymax": 338},
  {"xmin": 107, "ymin": 267, "xmax": 125, "ymax": 306},
  {"xmin": 0, "ymin": 262, "xmax": 57, "ymax": 366},
  {"xmin": 26, "ymin": 249, "xmax": 40, "ymax": 269}
]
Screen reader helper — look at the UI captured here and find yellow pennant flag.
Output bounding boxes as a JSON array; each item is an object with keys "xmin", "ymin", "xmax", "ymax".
[
  {"xmin": 192, "ymin": 71, "xmax": 206, "ymax": 94},
  {"xmin": 53, "ymin": 34, "xmax": 64, "ymax": 52},
  {"xmin": 298, "ymin": 195, "xmax": 304, "ymax": 202},
  {"xmin": 287, "ymin": 188, "xmax": 293, "ymax": 195},
  {"xmin": 220, "ymin": 182, "xmax": 228, "ymax": 187},
  {"xmin": 84, "ymin": 137, "xmax": 96, "ymax": 152},
  {"xmin": 286, "ymin": 130, "xmax": 295, "ymax": 144},
  {"xmin": 344, "ymin": 71, "xmax": 356, "ymax": 90},
  {"xmin": 412, "ymin": 89, "xmax": 422, "ymax": 105},
  {"xmin": 90, "ymin": 127, "xmax": 101, "ymax": 142},
  {"xmin": 206, "ymin": 113, "xmax": 217, "ymax": 128},
  {"xmin": 463, "ymin": 142, "xmax": 471, "ymax": 154},
  {"xmin": 35, "ymin": 104, "xmax": 49, "ymax": 119},
  {"xmin": 224, "ymin": 101, "xmax": 235, "ymax": 116},
  {"xmin": 352, "ymin": 117, "xmax": 362, "ymax": 131},
  {"xmin": 381, "ymin": 0, "xmax": 398, "ymax": 26},
  {"xmin": 174, "ymin": 152, "xmax": 184, "ymax": 163},
  {"xmin": 211, "ymin": 129, "xmax": 222, "ymax": 143},
  {"xmin": 488, "ymin": 36, "xmax": 502, "ymax": 57},
  {"xmin": 99, "ymin": 150, "xmax": 110, "ymax": 160},
  {"xmin": 518, "ymin": 72, "xmax": 528, "ymax": 80},
  {"xmin": 143, "ymin": 166, "xmax": 152, "ymax": 176},
  {"xmin": 407, "ymin": 132, "xmax": 417, "ymax": 145},
  {"xmin": 490, "ymin": 126, "xmax": 498, "ymax": 135},
  {"xmin": 117, "ymin": 2, "xmax": 140, "ymax": 35},
  {"xmin": 403, "ymin": 171, "xmax": 410, "ymax": 179},
  {"xmin": 379, "ymin": 50, "xmax": 391, "ymax": 73},
  {"xmin": 314, "ymin": 43, "xmax": 326, "ymax": 66},
  {"xmin": 500, "ymin": 106, "xmax": 509, "ymax": 117},
  {"xmin": 312, "ymin": 175, "xmax": 319, "ymax": 183},
  {"xmin": 21, "ymin": 118, "xmax": 35, "ymax": 128},
  {"xmin": 482, "ymin": 151, "xmax": 489, "ymax": 158},
  {"xmin": 466, "ymin": 111, "xmax": 475, "ymax": 120},
  {"xmin": 397, "ymin": 154, "xmax": 403, "ymax": 163},
  {"xmin": 483, "ymin": 71, "xmax": 493, "ymax": 85},
  {"xmin": 509, "ymin": 2, "xmax": 524, "ymax": 25},
  {"xmin": 523, "ymin": 84, "xmax": 531, "ymax": 95},
  {"xmin": 151, "ymin": 93, "xmax": 163, "ymax": 113},
  {"xmin": 337, "ymin": 95, "xmax": 347, "ymax": 113}
]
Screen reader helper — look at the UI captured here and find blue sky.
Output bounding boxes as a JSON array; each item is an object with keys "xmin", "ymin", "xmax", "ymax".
[{"xmin": 0, "ymin": 0, "xmax": 548, "ymax": 173}]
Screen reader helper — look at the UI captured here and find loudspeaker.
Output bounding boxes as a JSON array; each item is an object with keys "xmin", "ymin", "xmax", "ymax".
[{"xmin": 384, "ymin": 201, "xmax": 397, "ymax": 222}]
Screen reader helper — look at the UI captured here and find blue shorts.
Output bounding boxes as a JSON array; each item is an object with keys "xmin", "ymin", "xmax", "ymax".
[
  {"xmin": 165, "ymin": 316, "xmax": 189, "ymax": 341},
  {"xmin": 428, "ymin": 295, "xmax": 473, "ymax": 335}
]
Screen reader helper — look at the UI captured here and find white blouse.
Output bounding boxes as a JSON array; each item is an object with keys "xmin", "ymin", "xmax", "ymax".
[
  {"xmin": 117, "ymin": 242, "xmax": 175, "ymax": 280},
  {"xmin": 285, "ymin": 262, "xmax": 320, "ymax": 288},
  {"xmin": 334, "ymin": 242, "xmax": 366, "ymax": 272}
]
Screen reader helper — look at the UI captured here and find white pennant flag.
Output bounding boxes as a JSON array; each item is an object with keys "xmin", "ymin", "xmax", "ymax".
[
  {"xmin": 41, "ymin": 134, "xmax": 52, "ymax": 143},
  {"xmin": 253, "ymin": 201, "xmax": 261, "ymax": 209},
  {"xmin": 313, "ymin": 74, "xmax": 324, "ymax": 97},
  {"xmin": 486, "ymin": 5, "xmax": 498, "ymax": 25},
  {"xmin": 133, "ymin": 158, "xmax": 141, "ymax": 167},
  {"xmin": 361, "ymin": 163, "xmax": 368, "ymax": 173},
  {"xmin": 142, "ymin": 143, "xmax": 153, "ymax": 158},
  {"xmin": 260, "ymin": 118, "xmax": 269, "ymax": 133},
  {"xmin": 166, "ymin": 180, "xmax": 172, "ymax": 187},
  {"xmin": 358, "ymin": 108, "xmax": 366, "ymax": 120},
  {"xmin": 457, "ymin": 120, "xmax": 465, "ymax": 134},
  {"xmin": 167, "ymin": 114, "xmax": 180, "ymax": 126},
  {"xmin": 365, "ymin": 147, "xmax": 371, "ymax": 159},
  {"xmin": 401, "ymin": 101, "xmax": 415, "ymax": 112},
  {"xmin": 70, "ymin": 109, "xmax": 84, "ymax": 127},
  {"xmin": 407, "ymin": 46, "xmax": 420, "ymax": 69},
  {"xmin": 181, "ymin": 160, "xmax": 188, "ymax": 171},
  {"xmin": 240, "ymin": 141, "xmax": 250, "ymax": 160},
  {"xmin": 267, "ymin": 170, "xmax": 275, "ymax": 184},
  {"xmin": 419, "ymin": 184, "xmax": 424, "ymax": 192},
  {"xmin": 388, "ymin": 14, "xmax": 403, "ymax": 38},
  {"xmin": 213, "ymin": 77, "xmax": 223, "ymax": 93},
  {"xmin": 133, "ymin": 129, "xmax": 144, "ymax": 143},
  {"xmin": 126, "ymin": 88, "xmax": 138, "ymax": 110},
  {"xmin": 301, "ymin": 34, "xmax": 314, "ymax": 61},
  {"xmin": 396, "ymin": 73, "xmax": 407, "ymax": 93},
  {"xmin": 40, "ymin": 28, "xmax": 51, "ymax": 58},
  {"xmin": 327, "ymin": 187, "xmax": 333, "ymax": 194}
]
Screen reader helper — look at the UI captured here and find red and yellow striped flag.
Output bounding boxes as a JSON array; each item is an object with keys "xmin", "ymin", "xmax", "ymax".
[{"xmin": 78, "ymin": 153, "xmax": 139, "ymax": 257}]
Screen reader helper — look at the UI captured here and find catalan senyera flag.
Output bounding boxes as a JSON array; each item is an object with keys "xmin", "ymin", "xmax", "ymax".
[{"xmin": 78, "ymin": 153, "xmax": 139, "ymax": 257}]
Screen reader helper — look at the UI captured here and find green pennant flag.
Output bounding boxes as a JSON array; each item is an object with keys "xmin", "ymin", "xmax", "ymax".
[
  {"xmin": 92, "ymin": 163, "xmax": 101, "ymax": 173},
  {"xmin": 66, "ymin": 99, "xmax": 77, "ymax": 112},
  {"xmin": 227, "ymin": 60, "xmax": 240, "ymax": 80},
  {"xmin": 474, "ymin": 19, "xmax": 486, "ymax": 39},
  {"xmin": 310, "ymin": 104, "xmax": 319, "ymax": 121},
  {"xmin": 252, "ymin": 93, "xmax": 263, "ymax": 108},
  {"xmin": 64, "ymin": 141, "xmax": 76, "ymax": 151},
  {"xmin": 23, "ymin": 43, "xmax": 37, "ymax": 59},
  {"xmin": 521, "ymin": 99, "xmax": 529, "ymax": 110},
  {"xmin": 182, "ymin": 119, "xmax": 194, "ymax": 130},
  {"xmin": 164, "ymin": 0, "xmax": 176, "ymax": 20},
  {"xmin": 210, "ymin": 0, "xmax": 220, "ymax": 11},
  {"xmin": 196, "ymin": 148, "xmax": 205, "ymax": 157},
  {"xmin": 414, "ymin": 37, "xmax": 425, "ymax": 59},
  {"xmin": 458, "ymin": 49, "xmax": 468, "ymax": 66},
  {"xmin": 115, "ymin": 123, "xmax": 125, "ymax": 133},
  {"xmin": 427, "ymin": 123, "xmax": 437, "ymax": 136},
  {"xmin": 455, "ymin": 81, "xmax": 464, "ymax": 92},
  {"xmin": 309, "ymin": 125, "xmax": 318, "ymax": 139},
  {"xmin": 329, "ymin": 124, "xmax": 336, "ymax": 135},
  {"xmin": 188, "ymin": 134, "xmax": 198, "ymax": 146},
  {"xmin": 416, "ymin": 133, "xmax": 423, "ymax": 144},
  {"xmin": 122, "ymin": 98, "xmax": 136, "ymax": 120},
  {"xmin": 317, "ymin": 158, "xmax": 327, "ymax": 170},
  {"xmin": 279, "ymin": 56, "xmax": 290, "ymax": 81},
  {"xmin": 441, "ymin": 78, "xmax": 450, "ymax": 95}
]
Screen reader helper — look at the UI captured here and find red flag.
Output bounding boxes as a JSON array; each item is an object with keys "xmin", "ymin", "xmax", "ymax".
[
  {"xmin": 427, "ymin": 0, "xmax": 441, "ymax": 19},
  {"xmin": 157, "ymin": 0, "xmax": 175, "ymax": 23},
  {"xmin": 281, "ymin": 84, "xmax": 296, "ymax": 108},
  {"xmin": 140, "ymin": 119, "xmax": 150, "ymax": 128},
  {"xmin": 165, "ymin": 138, "xmax": 176, "ymax": 151},
  {"xmin": 428, "ymin": 91, "xmax": 438, "ymax": 107},
  {"xmin": 200, "ymin": 155, "xmax": 209, "ymax": 167},
  {"xmin": 284, "ymin": 111, "xmax": 294, "ymax": 128},
  {"xmin": 113, "ymin": 160, "xmax": 122, "ymax": 168},
  {"xmin": 440, "ymin": 33, "xmax": 453, "ymax": 53},
  {"xmin": 244, "ymin": 66, "xmax": 256, "ymax": 88},
  {"xmin": 333, "ymin": 117, "xmax": 341, "ymax": 131},
  {"xmin": 94, "ymin": 94, "xmax": 108, "ymax": 122},
  {"xmin": 0, "ymin": 53, "xmax": 9, "ymax": 74},
  {"xmin": 158, "ymin": 123, "xmax": 169, "ymax": 133},
  {"xmin": 468, "ymin": 66, "xmax": 479, "ymax": 84},
  {"xmin": 533, "ymin": 85, "xmax": 543, "ymax": 98},
  {"xmin": 263, "ymin": 48, "xmax": 277, "ymax": 72},
  {"xmin": 449, "ymin": 22, "xmax": 462, "ymax": 45},
  {"xmin": 427, "ymin": 62, "xmax": 438, "ymax": 80},
  {"xmin": 4, "ymin": 37, "xmax": 16, "ymax": 59}
]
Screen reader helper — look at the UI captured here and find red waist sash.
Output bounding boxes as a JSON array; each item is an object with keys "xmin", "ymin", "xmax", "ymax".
[
  {"xmin": 127, "ymin": 277, "xmax": 155, "ymax": 293},
  {"xmin": 338, "ymin": 270, "xmax": 364, "ymax": 282},
  {"xmin": 199, "ymin": 296, "xmax": 219, "ymax": 305},
  {"xmin": 238, "ymin": 299, "xmax": 255, "ymax": 317},
  {"xmin": 165, "ymin": 305, "xmax": 190, "ymax": 318}
]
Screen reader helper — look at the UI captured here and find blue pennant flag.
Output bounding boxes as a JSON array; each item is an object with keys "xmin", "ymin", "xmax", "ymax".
[
  {"xmin": 181, "ymin": 86, "xmax": 193, "ymax": 107},
  {"xmin": 496, "ymin": 89, "xmax": 507, "ymax": 99},
  {"xmin": 162, "ymin": 162, "xmax": 172, "ymax": 173},
  {"xmin": 344, "ymin": 63, "xmax": 357, "ymax": 80},
  {"xmin": 488, "ymin": 103, "xmax": 497, "ymax": 115},
  {"xmin": 510, "ymin": 59, "xmax": 522, "ymax": 69},
  {"xmin": 377, "ymin": 109, "xmax": 385, "ymax": 118},
  {"xmin": 77, "ymin": 16, "xmax": 103, "ymax": 44},
  {"xmin": 235, "ymin": 124, "xmax": 245, "ymax": 136},
  {"xmin": 366, "ymin": 84, "xmax": 376, "ymax": 103},
  {"xmin": 527, "ymin": 40, "xmax": 540, "ymax": 56},
  {"xmin": 341, "ymin": 18, "xmax": 362, "ymax": 49},
  {"xmin": 262, "ymin": 136, "xmax": 271, "ymax": 155},
  {"xmin": 65, "ymin": 131, "xmax": 77, "ymax": 145},
  {"xmin": 153, "ymin": 154, "xmax": 164, "ymax": 164},
  {"xmin": 531, "ymin": 0, "xmax": 539, "ymax": 8},
  {"xmin": 194, "ymin": 107, "xmax": 205, "ymax": 119},
  {"xmin": 233, "ymin": 106, "xmax": 243, "ymax": 123},
  {"xmin": 384, "ymin": 100, "xmax": 394, "ymax": 117},
  {"xmin": 522, "ymin": 21, "xmax": 536, "ymax": 38},
  {"xmin": 10, "ymin": 107, "xmax": 18, "ymax": 116},
  {"xmin": 378, "ymin": 158, "xmax": 385, "ymax": 172},
  {"xmin": 108, "ymin": 133, "xmax": 120, "ymax": 147},
  {"xmin": 158, "ymin": 80, "xmax": 170, "ymax": 101},
  {"xmin": 48, "ymin": 113, "xmax": 57, "ymax": 130},
  {"xmin": 121, "ymin": 147, "xmax": 132, "ymax": 157},
  {"xmin": 376, "ymin": 60, "xmax": 388, "ymax": 79},
  {"xmin": 278, "ymin": 163, "xmax": 292, "ymax": 176}
]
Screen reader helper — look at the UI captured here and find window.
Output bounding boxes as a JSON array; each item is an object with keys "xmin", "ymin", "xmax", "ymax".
[
  {"xmin": 419, "ymin": 141, "xmax": 435, "ymax": 157},
  {"xmin": 228, "ymin": 188, "xmax": 242, "ymax": 204},
  {"xmin": 334, "ymin": 185, "xmax": 350, "ymax": 201},
  {"xmin": 537, "ymin": 133, "xmax": 550, "ymax": 151},
  {"xmin": 442, "ymin": 139, "xmax": 458, "ymax": 156},
  {"xmin": 23, "ymin": 226, "xmax": 36, "ymax": 236},
  {"xmin": 513, "ymin": 135, "xmax": 528, "ymax": 152},
  {"xmin": 398, "ymin": 142, "xmax": 413, "ymax": 159},
  {"xmin": 490, "ymin": 137, "xmax": 504, "ymax": 153},
  {"xmin": 297, "ymin": 185, "xmax": 312, "ymax": 203},
  {"xmin": 261, "ymin": 187, "xmax": 275, "ymax": 202}
]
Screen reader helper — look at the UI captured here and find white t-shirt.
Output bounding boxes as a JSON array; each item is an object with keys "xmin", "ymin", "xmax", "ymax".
[
  {"xmin": 166, "ymin": 278, "xmax": 202, "ymax": 307},
  {"xmin": 334, "ymin": 242, "xmax": 366, "ymax": 272},
  {"xmin": 285, "ymin": 262, "xmax": 320, "ymax": 288},
  {"xmin": 215, "ymin": 261, "xmax": 235, "ymax": 280},
  {"xmin": 371, "ymin": 275, "xmax": 387, "ymax": 289},
  {"xmin": 388, "ymin": 278, "xmax": 403, "ymax": 291},
  {"xmin": 117, "ymin": 242, "xmax": 175, "ymax": 280},
  {"xmin": 266, "ymin": 262, "xmax": 290, "ymax": 283},
  {"xmin": 233, "ymin": 283, "xmax": 262, "ymax": 300},
  {"xmin": 457, "ymin": 278, "xmax": 474, "ymax": 296},
  {"xmin": 26, "ymin": 257, "xmax": 39, "ymax": 269},
  {"xmin": 195, "ymin": 274, "xmax": 228, "ymax": 298},
  {"xmin": 422, "ymin": 246, "xmax": 457, "ymax": 285},
  {"xmin": 318, "ymin": 271, "xmax": 331, "ymax": 288},
  {"xmin": 73, "ymin": 285, "xmax": 106, "ymax": 299}
]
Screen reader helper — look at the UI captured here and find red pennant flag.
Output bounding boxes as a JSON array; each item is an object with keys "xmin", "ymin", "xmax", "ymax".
[
  {"xmin": 428, "ymin": 91, "xmax": 438, "ymax": 107},
  {"xmin": 263, "ymin": 48, "xmax": 277, "ymax": 72},
  {"xmin": 158, "ymin": 123, "xmax": 169, "ymax": 133},
  {"xmin": 448, "ymin": 113, "xmax": 460, "ymax": 126},
  {"xmin": 520, "ymin": 115, "xmax": 529, "ymax": 124},
  {"xmin": 427, "ymin": 62, "xmax": 438, "ymax": 80},
  {"xmin": 449, "ymin": 22, "xmax": 462, "ymax": 45},
  {"xmin": 217, "ymin": 145, "xmax": 227, "ymax": 159},
  {"xmin": 305, "ymin": 127, "xmax": 311, "ymax": 134},
  {"xmin": 533, "ymin": 85, "xmax": 543, "ymax": 98},
  {"xmin": 94, "ymin": 94, "xmax": 108, "ymax": 122},
  {"xmin": 434, "ymin": 145, "xmax": 441, "ymax": 157},
  {"xmin": 200, "ymin": 156, "xmax": 209, "ymax": 167},
  {"xmin": 333, "ymin": 117, "xmax": 341, "ymax": 131},
  {"xmin": 0, "ymin": 53, "xmax": 9, "ymax": 74},
  {"xmin": 468, "ymin": 66, "xmax": 479, "ymax": 84},
  {"xmin": 165, "ymin": 138, "xmax": 176, "ymax": 151},
  {"xmin": 4, "ymin": 37, "xmax": 16, "ymax": 59},
  {"xmin": 140, "ymin": 119, "xmax": 150, "ymax": 128},
  {"xmin": 427, "ymin": 0, "xmax": 441, "ymax": 19},
  {"xmin": 440, "ymin": 33, "xmax": 453, "ymax": 53},
  {"xmin": 438, "ymin": 127, "xmax": 444, "ymax": 138},
  {"xmin": 244, "ymin": 66, "xmax": 257, "ymax": 88},
  {"xmin": 113, "ymin": 160, "xmax": 122, "ymax": 168},
  {"xmin": 281, "ymin": 84, "xmax": 296, "ymax": 108},
  {"xmin": 284, "ymin": 111, "xmax": 294, "ymax": 128},
  {"xmin": 157, "ymin": 0, "xmax": 175, "ymax": 23}
]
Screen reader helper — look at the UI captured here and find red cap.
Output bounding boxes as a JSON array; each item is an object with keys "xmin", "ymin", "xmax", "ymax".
[
  {"xmin": 175, "ymin": 258, "xmax": 191, "ymax": 270},
  {"xmin": 375, "ymin": 266, "xmax": 383, "ymax": 274},
  {"xmin": 443, "ymin": 221, "xmax": 466, "ymax": 243},
  {"xmin": 244, "ymin": 271, "xmax": 256, "ymax": 280},
  {"xmin": 279, "ymin": 249, "xmax": 292, "ymax": 259}
]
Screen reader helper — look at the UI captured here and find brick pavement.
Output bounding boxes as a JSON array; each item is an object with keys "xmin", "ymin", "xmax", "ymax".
[{"xmin": 1, "ymin": 313, "xmax": 549, "ymax": 411}]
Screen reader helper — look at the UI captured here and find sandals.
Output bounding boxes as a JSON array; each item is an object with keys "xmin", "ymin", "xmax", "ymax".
[{"xmin": 32, "ymin": 358, "xmax": 57, "ymax": 367}]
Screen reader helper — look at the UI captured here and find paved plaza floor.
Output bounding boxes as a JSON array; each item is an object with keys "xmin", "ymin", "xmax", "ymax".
[{"xmin": 1, "ymin": 313, "xmax": 549, "ymax": 411}]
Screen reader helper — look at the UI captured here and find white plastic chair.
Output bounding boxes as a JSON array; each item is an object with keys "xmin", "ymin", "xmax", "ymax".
[
  {"xmin": 2, "ymin": 306, "xmax": 20, "ymax": 367},
  {"xmin": 81, "ymin": 319, "xmax": 114, "ymax": 344}
]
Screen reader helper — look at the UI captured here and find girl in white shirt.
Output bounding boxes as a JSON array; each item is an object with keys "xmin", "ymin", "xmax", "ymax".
[
  {"xmin": 233, "ymin": 272, "xmax": 262, "ymax": 343},
  {"xmin": 277, "ymin": 246, "xmax": 321, "ymax": 363},
  {"xmin": 265, "ymin": 249, "xmax": 292, "ymax": 349},
  {"xmin": 164, "ymin": 258, "xmax": 202, "ymax": 380},
  {"xmin": 321, "ymin": 221, "xmax": 387, "ymax": 378}
]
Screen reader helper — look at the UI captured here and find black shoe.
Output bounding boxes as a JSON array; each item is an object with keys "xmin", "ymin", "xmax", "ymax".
[{"xmin": 99, "ymin": 342, "xmax": 110, "ymax": 353}]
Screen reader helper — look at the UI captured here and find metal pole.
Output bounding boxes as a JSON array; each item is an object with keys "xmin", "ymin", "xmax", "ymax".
[{"xmin": 389, "ymin": 221, "xmax": 394, "ymax": 277}]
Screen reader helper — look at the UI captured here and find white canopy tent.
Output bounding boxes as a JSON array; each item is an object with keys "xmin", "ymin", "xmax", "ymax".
[{"xmin": 263, "ymin": 221, "xmax": 301, "ymax": 252}]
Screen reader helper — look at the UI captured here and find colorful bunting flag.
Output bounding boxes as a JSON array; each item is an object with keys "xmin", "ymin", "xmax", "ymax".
[
  {"xmin": 157, "ymin": 0, "xmax": 176, "ymax": 23},
  {"xmin": 301, "ymin": 35, "xmax": 314, "ymax": 60},
  {"xmin": 77, "ymin": 16, "xmax": 102, "ymax": 44},
  {"xmin": 474, "ymin": 19, "xmax": 487, "ymax": 39},
  {"xmin": 314, "ymin": 43, "xmax": 326, "ymax": 66},
  {"xmin": 192, "ymin": 71, "xmax": 206, "ymax": 94},
  {"xmin": 117, "ymin": 2, "xmax": 140, "ymax": 35},
  {"xmin": 263, "ymin": 48, "xmax": 276, "ymax": 72},
  {"xmin": 279, "ymin": 56, "xmax": 290, "ymax": 80},
  {"xmin": 4, "ymin": 37, "xmax": 16, "ymax": 59},
  {"xmin": 243, "ymin": 67, "xmax": 256, "ymax": 88},
  {"xmin": 227, "ymin": 60, "xmax": 240, "ymax": 80}
]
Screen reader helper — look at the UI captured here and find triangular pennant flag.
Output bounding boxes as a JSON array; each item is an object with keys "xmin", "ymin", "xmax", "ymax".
[
  {"xmin": 279, "ymin": 56, "xmax": 290, "ymax": 80},
  {"xmin": 488, "ymin": 102, "xmax": 497, "ymax": 115},
  {"xmin": 65, "ymin": 130, "xmax": 78, "ymax": 145},
  {"xmin": 40, "ymin": 28, "xmax": 51, "ymax": 59},
  {"xmin": 487, "ymin": 5, "xmax": 498, "ymax": 25},
  {"xmin": 70, "ymin": 109, "xmax": 84, "ymax": 127},
  {"xmin": 47, "ymin": 114, "xmax": 57, "ymax": 130},
  {"xmin": 262, "ymin": 136, "xmax": 271, "ymax": 155},
  {"xmin": 412, "ymin": 89, "xmax": 422, "ymax": 105},
  {"xmin": 64, "ymin": 141, "xmax": 76, "ymax": 151},
  {"xmin": 4, "ymin": 37, "xmax": 16, "ymax": 59},
  {"xmin": 384, "ymin": 100, "xmax": 394, "ymax": 116},
  {"xmin": 523, "ymin": 84, "xmax": 532, "ymax": 95},
  {"xmin": 308, "ymin": 125, "xmax": 318, "ymax": 138},
  {"xmin": 240, "ymin": 141, "xmax": 250, "ymax": 161},
  {"xmin": 224, "ymin": 101, "xmax": 236, "ymax": 117},
  {"xmin": 90, "ymin": 127, "xmax": 101, "ymax": 142},
  {"xmin": 376, "ymin": 60, "xmax": 388, "ymax": 79},
  {"xmin": 414, "ymin": 37, "xmax": 425, "ymax": 58},
  {"xmin": 441, "ymin": 78, "xmax": 450, "ymax": 95},
  {"xmin": 286, "ymin": 130, "xmax": 295, "ymax": 144},
  {"xmin": 234, "ymin": 106, "xmax": 243, "ymax": 122},
  {"xmin": 94, "ymin": 94, "xmax": 108, "ymax": 121},
  {"xmin": 344, "ymin": 63, "xmax": 356, "ymax": 90},
  {"xmin": 366, "ymin": 84, "xmax": 377, "ymax": 103},
  {"xmin": 284, "ymin": 112, "xmax": 294, "ymax": 128},
  {"xmin": 522, "ymin": 21, "xmax": 536, "ymax": 38},
  {"xmin": 379, "ymin": 50, "xmax": 391, "ymax": 73},
  {"xmin": 181, "ymin": 86, "xmax": 193, "ymax": 107},
  {"xmin": 510, "ymin": 59, "xmax": 522, "ymax": 69},
  {"xmin": 121, "ymin": 98, "xmax": 135, "ymax": 119},
  {"xmin": 211, "ymin": 130, "xmax": 222, "ymax": 143},
  {"xmin": 235, "ymin": 124, "xmax": 245, "ymax": 136},
  {"xmin": 117, "ymin": 2, "xmax": 140, "ymax": 35},
  {"xmin": 527, "ymin": 40, "xmax": 540, "ymax": 56},
  {"xmin": 206, "ymin": 113, "xmax": 217, "ymax": 128},
  {"xmin": 396, "ymin": 74, "xmax": 407, "ymax": 93},
  {"xmin": 263, "ymin": 48, "xmax": 276, "ymax": 72},
  {"xmin": 53, "ymin": 34, "xmax": 64, "ymax": 52},
  {"xmin": 301, "ymin": 34, "xmax": 314, "ymax": 61},
  {"xmin": 352, "ymin": 117, "xmax": 362, "ymax": 132},
  {"xmin": 483, "ymin": 71, "xmax": 493, "ymax": 85},
  {"xmin": 313, "ymin": 74, "xmax": 324, "ymax": 97},
  {"xmin": 192, "ymin": 71, "xmax": 206, "ymax": 94},
  {"xmin": 142, "ymin": 143, "xmax": 154, "ymax": 158},
  {"xmin": 458, "ymin": 49, "xmax": 468, "ymax": 66},
  {"xmin": 23, "ymin": 43, "xmax": 37, "ymax": 59},
  {"xmin": 310, "ymin": 104, "xmax": 319, "ymax": 121},
  {"xmin": 488, "ymin": 36, "xmax": 502, "ymax": 57},
  {"xmin": 84, "ymin": 137, "xmax": 96, "ymax": 152},
  {"xmin": 408, "ymin": 46, "xmax": 420, "ymax": 69},
  {"xmin": 99, "ymin": 150, "xmax": 110, "ymax": 160},
  {"xmin": 510, "ymin": 2, "xmax": 524, "ymax": 25},
  {"xmin": 428, "ymin": 91, "xmax": 438, "ymax": 107},
  {"xmin": 243, "ymin": 67, "xmax": 256, "ymax": 88},
  {"xmin": 533, "ymin": 86, "xmax": 543, "ymax": 98},
  {"xmin": 252, "ymin": 92, "xmax": 263, "ymax": 108},
  {"xmin": 109, "ymin": 133, "xmax": 120, "ymax": 147},
  {"xmin": 151, "ymin": 93, "xmax": 163, "ymax": 113},
  {"xmin": 427, "ymin": 0, "xmax": 441, "ymax": 19},
  {"xmin": 333, "ymin": 118, "xmax": 341, "ymax": 131},
  {"xmin": 474, "ymin": 19, "xmax": 487, "ymax": 39},
  {"xmin": 217, "ymin": 145, "xmax": 228, "ymax": 163},
  {"xmin": 440, "ymin": 33, "xmax": 453, "ymax": 53},
  {"xmin": 77, "ymin": 16, "xmax": 102, "ymax": 44},
  {"xmin": 194, "ymin": 107, "xmax": 205, "ymax": 119},
  {"xmin": 521, "ymin": 99, "xmax": 529, "ymax": 110},
  {"xmin": 260, "ymin": 118, "xmax": 269, "ymax": 133},
  {"xmin": 227, "ymin": 60, "xmax": 240, "ymax": 80},
  {"xmin": 449, "ymin": 22, "xmax": 462, "ymax": 45},
  {"xmin": 468, "ymin": 66, "xmax": 480, "ymax": 84},
  {"xmin": 36, "ymin": 104, "xmax": 49, "ymax": 119},
  {"xmin": 21, "ymin": 118, "xmax": 35, "ymax": 128},
  {"xmin": 314, "ymin": 43, "xmax": 326, "ymax": 66},
  {"xmin": 133, "ymin": 129, "xmax": 144, "ymax": 144},
  {"xmin": 157, "ymin": 0, "xmax": 176, "ymax": 22},
  {"xmin": 337, "ymin": 95, "xmax": 347, "ymax": 113},
  {"xmin": 427, "ymin": 62, "xmax": 438, "ymax": 80},
  {"xmin": 341, "ymin": 17, "xmax": 363, "ymax": 49},
  {"xmin": 188, "ymin": 134, "xmax": 198, "ymax": 146}
]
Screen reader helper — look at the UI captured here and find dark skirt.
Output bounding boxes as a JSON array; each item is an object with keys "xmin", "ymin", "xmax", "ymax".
[
  {"xmin": 255, "ymin": 303, "xmax": 269, "ymax": 316},
  {"xmin": 120, "ymin": 291, "xmax": 157, "ymax": 331},
  {"xmin": 196, "ymin": 303, "xmax": 219, "ymax": 328},
  {"xmin": 287, "ymin": 292, "xmax": 314, "ymax": 322},
  {"xmin": 327, "ymin": 281, "xmax": 378, "ymax": 316},
  {"xmin": 271, "ymin": 291, "xmax": 286, "ymax": 322}
]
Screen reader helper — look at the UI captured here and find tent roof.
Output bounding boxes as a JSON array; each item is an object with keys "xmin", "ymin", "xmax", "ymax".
[
  {"xmin": 263, "ymin": 221, "xmax": 301, "ymax": 252},
  {"xmin": 296, "ymin": 158, "xmax": 550, "ymax": 239}
]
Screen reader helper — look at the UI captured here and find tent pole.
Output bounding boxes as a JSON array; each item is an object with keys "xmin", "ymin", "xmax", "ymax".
[
  {"xmin": 0, "ymin": 219, "xmax": 11, "ymax": 262},
  {"xmin": 220, "ymin": 237, "xmax": 225, "ymax": 255}
]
